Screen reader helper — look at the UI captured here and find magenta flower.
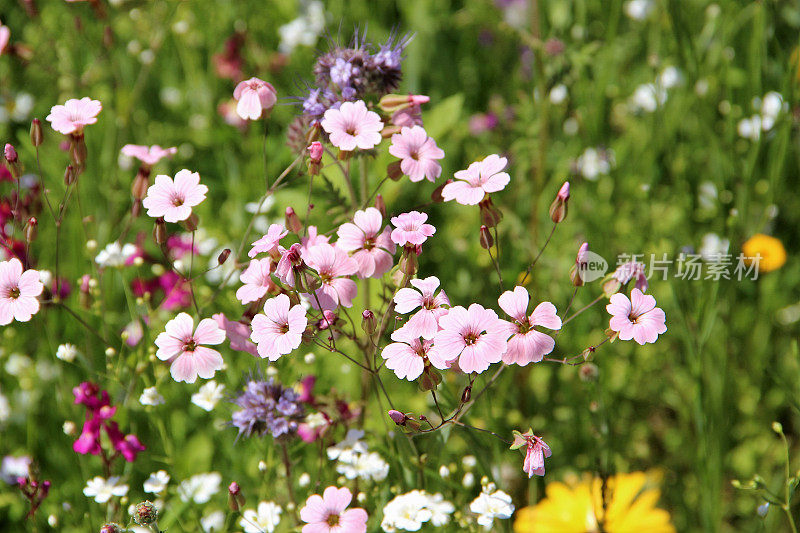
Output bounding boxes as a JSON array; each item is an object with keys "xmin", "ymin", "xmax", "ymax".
[
  {"xmin": 381, "ymin": 327, "xmax": 442, "ymax": 381},
  {"xmin": 249, "ymin": 223, "xmax": 289, "ymax": 258},
  {"xmin": 300, "ymin": 486, "xmax": 368, "ymax": 533},
  {"xmin": 388, "ymin": 126, "xmax": 445, "ymax": 183},
  {"xmin": 393, "ymin": 276, "xmax": 449, "ymax": 339},
  {"xmin": 72, "ymin": 382, "xmax": 145, "ymax": 462},
  {"xmin": 441, "ymin": 154, "xmax": 510, "ymax": 205},
  {"xmin": 511, "ymin": 429, "xmax": 551, "ymax": 478},
  {"xmin": 390, "ymin": 211, "xmax": 436, "ymax": 247},
  {"xmin": 303, "ymin": 244, "xmax": 358, "ymax": 310},
  {"xmin": 429, "ymin": 304, "xmax": 508, "ymax": 373},
  {"xmin": 606, "ymin": 288, "xmax": 667, "ymax": 345},
  {"xmin": 336, "ymin": 207, "xmax": 396, "ymax": 278},
  {"xmin": 142, "ymin": 169, "xmax": 208, "ymax": 223},
  {"xmin": 233, "ymin": 77, "xmax": 277, "ymax": 120},
  {"xmin": 155, "ymin": 313, "xmax": 225, "ymax": 383},
  {"xmin": 236, "ymin": 258, "xmax": 275, "ymax": 304},
  {"xmin": 321, "ymin": 100, "xmax": 384, "ymax": 151},
  {"xmin": 0, "ymin": 258, "xmax": 43, "ymax": 325},
  {"xmin": 120, "ymin": 144, "xmax": 177, "ymax": 167},
  {"xmin": 497, "ymin": 286, "xmax": 561, "ymax": 366},
  {"xmin": 45, "ymin": 97, "xmax": 102, "ymax": 135},
  {"xmin": 250, "ymin": 294, "xmax": 307, "ymax": 361},
  {"xmin": 213, "ymin": 313, "xmax": 258, "ymax": 357}
]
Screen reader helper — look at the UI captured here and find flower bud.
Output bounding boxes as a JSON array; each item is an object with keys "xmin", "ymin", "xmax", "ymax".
[
  {"xmin": 285, "ymin": 207, "xmax": 302, "ymax": 233},
  {"xmin": 479, "ymin": 197, "xmax": 503, "ymax": 228},
  {"xmin": 387, "ymin": 160, "xmax": 403, "ymax": 181},
  {"xmin": 388, "ymin": 409, "xmax": 407, "ymax": 426},
  {"xmin": 131, "ymin": 200, "xmax": 142, "ymax": 218},
  {"xmin": 25, "ymin": 217, "xmax": 37, "ymax": 243},
  {"xmin": 418, "ymin": 367, "xmax": 442, "ymax": 391},
  {"xmin": 217, "ymin": 248, "xmax": 231, "ymax": 265},
  {"xmin": 307, "ymin": 141, "xmax": 323, "ymax": 175},
  {"xmin": 461, "ymin": 385, "xmax": 472, "ymax": 403},
  {"xmin": 100, "ymin": 523, "xmax": 124, "ymax": 533},
  {"xmin": 479, "ymin": 225, "xmax": 493, "ymax": 249},
  {"xmin": 431, "ymin": 179, "xmax": 452, "ymax": 203},
  {"xmin": 153, "ymin": 217, "xmax": 167, "ymax": 245},
  {"xmin": 133, "ymin": 500, "xmax": 158, "ymax": 526},
  {"xmin": 30, "ymin": 118, "xmax": 43, "ymax": 147},
  {"xmin": 3, "ymin": 143, "xmax": 17, "ymax": 163},
  {"xmin": 549, "ymin": 181, "xmax": 570, "ymax": 223},
  {"xmin": 64, "ymin": 165, "xmax": 77, "ymax": 186},
  {"xmin": 228, "ymin": 481, "xmax": 245, "ymax": 511},
  {"xmin": 399, "ymin": 250, "xmax": 417, "ymax": 276},
  {"xmin": 182, "ymin": 213, "xmax": 199, "ymax": 232},
  {"xmin": 374, "ymin": 194, "xmax": 386, "ymax": 218},
  {"xmin": 361, "ymin": 310, "xmax": 377, "ymax": 334},
  {"xmin": 132, "ymin": 169, "xmax": 150, "ymax": 200},
  {"xmin": 70, "ymin": 136, "xmax": 87, "ymax": 167},
  {"xmin": 378, "ymin": 94, "xmax": 413, "ymax": 113}
]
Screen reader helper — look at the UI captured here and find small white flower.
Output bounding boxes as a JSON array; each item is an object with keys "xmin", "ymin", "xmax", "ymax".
[
  {"xmin": 549, "ymin": 84, "xmax": 568, "ymax": 105},
  {"xmin": 191, "ymin": 380, "xmax": 225, "ymax": 412},
  {"xmin": 201, "ymin": 510, "xmax": 225, "ymax": 532},
  {"xmin": 624, "ymin": 0, "xmax": 653, "ymax": 20},
  {"xmin": 381, "ymin": 490, "xmax": 433, "ymax": 532},
  {"xmin": 462, "ymin": 455, "xmax": 477, "ymax": 469},
  {"xmin": 336, "ymin": 450, "xmax": 389, "ymax": 482},
  {"xmin": 178, "ymin": 472, "xmax": 221, "ymax": 504},
  {"xmin": 699, "ymin": 233, "xmax": 730, "ymax": 263},
  {"xmin": 657, "ymin": 66, "xmax": 681, "ymax": 89},
  {"xmin": 278, "ymin": 1, "xmax": 326, "ymax": 54},
  {"xmin": 38, "ymin": 269, "xmax": 53, "ymax": 288},
  {"xmin": 327, "ymin": 429, "xmax": 368, "ymax": 460},
  {"xmin": 761, "ymin": 91, "xmax": 784, "ymax": 131},
  {"xmin": 240, "ymin": 501, "xmax": 282, "ymax": 533},
  {"xmin": 139, "ymin": 386, "xmax": 165, "ymax": 406},
  {"xmin": 298, "ymin": 472, "xmax": 311, "ymax": 487},
  {"xmin": 83, "ymin": 476, "xmax": 129, "ymax": 503},
  {"xmin": 629, "ymin": 83, "xmax": 666, "ymax": 113},
  {"xmin": 462, "ymin": 472, "xmax": 476, "ymax": 488},
  {"xmin": 438, "ymin": 465, "xmax": 450, "ymax": 478},
  {"xmin": 737, "ymin": 115, "xmax": 762, "ymax": 140},
  {"xmin": 143, "ymin": 470, "xmax": 170, "ymax": 494},
  {"xmin": 0, "ymin": 393, "xmax": 9, "ymax": 423},
  {"xmin": 5, "ymin": 354, "xmax": 31, "ymax": 376},
  {"xmin": 469, "ymin": 486, "xmax": 515, "ymax": 530},
  {"xmin": 575, "ymin": 147, "xmax": 614, "ymax": 180},
  {"xmin": 95, "ymin": 242, "xmax": 137, "ymax": 268},
  {"xmin": 1, "ymin": 455, "xmax": 31, "ymax": 483}
]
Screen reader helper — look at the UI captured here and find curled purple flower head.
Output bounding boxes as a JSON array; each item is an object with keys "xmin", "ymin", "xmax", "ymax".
[{"xmin": 231, "ymin": 377, "xmax": 306, "ymax": 440}]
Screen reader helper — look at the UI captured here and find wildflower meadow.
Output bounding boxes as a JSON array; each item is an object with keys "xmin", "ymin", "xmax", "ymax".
[{"xmin": 1, "ymin": 0, "xmax": 798, "ymax": 531}]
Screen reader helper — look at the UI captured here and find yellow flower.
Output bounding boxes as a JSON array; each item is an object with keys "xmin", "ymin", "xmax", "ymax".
[
  {"xmin": 742, "ymin": 233, "xmax": 787, "ymax": 273},
  {"xmin": 513, "ymin": 471, "xmax": 675, "ymax": 533}
]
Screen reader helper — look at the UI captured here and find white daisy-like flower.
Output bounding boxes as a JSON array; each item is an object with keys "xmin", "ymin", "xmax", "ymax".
[
  {"xmin": 469, "ymin": 484, "xmax": 515, "ymax": 530},
  {"xmin": 143, "ymin": 470, "xmax": 170, "ymax": 494},
  {"xmin": 240, "ymin": 501, "xmax": 282, "ymax": 533},
  {"xmin": 191, "ymin": 380, "xmax": 225, "ymax": 412},
  {"xmin": 139, "ymin": 386, "xmax": 165, "ymax": 406},
  {"xmin": 178, "ymin": 472, "xmax": 221, "ymax": 504},
  {"xmin": 95, "ymin": 242, "xmax": 137, "ymax": 268},
  {"xmin": 83, "ymin": 476, "xmax": 129, "ymax": 503},
  {"xmin": 201, "ymin": 510, "xmax": 225, "ymax": 532}
]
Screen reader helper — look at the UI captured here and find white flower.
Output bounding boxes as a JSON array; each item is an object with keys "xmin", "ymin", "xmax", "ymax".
[
  {"xmin": 56, "ymin": 343, "xmax": 78, "ymax": 363},
  {"xmin": 381, "ymin": 490, "xmax": 433, "ymax": 532},
  {"xmin": 761, "ymin": 91, "xmax": 783, "ymax": 130},
  {"xmin": 438, "ymin": 465, "xmax": 450, "ymax": 478},
  {"xmin": 737, "ymin": 115, "xmax": 762, "ymax": 140},
  {"xmin": 201, "ymin": 510, "xmax": 225, "ymax": 532},
  {"xmin": 83, "ymin": 476, "xmax": 129, "ymax": 503},
  {"xmin": 699, "ymin": 233, "xmax": 730, "ymax": 263},
  {"xmin": 298, "ymin": 472, "xmax": 311, "ymax": 487},
  {"xmin": 462, "ymin": 455, "xmax": 477, "ymax": 469},
  {"xmin": 629, "ymin": 83, "xmax": 666, "ymax": 113},
  {"xmin": 240, "ymin": 501, "xmax": 282, "ymax": 533},
  {"xmin": 139, "ymin": 386, "xmax": 165, "ymax": 406},
  {"xmin": 143, "ymin": 470, "xmax": 170, "ymax": 494},
  {"xmin": 278, "ymin": 0, "xmax": 326, "ymax": 54},
  {"xmin": 549, "ymin": 84, "xmax": 568, "ymax": 105},
  {"xmin": 698, "ymin": 181, "xmax": 718, "ymax": 211},
  {"xmin": 1, "ymin": 455, "xmax": 31, "ymax": 484},
  {"xmin": 191, "ymin": 380, "xmax": 225, "ymax": 411},
  {"xmin": 5, "ymin": 354, "xmax": 31, "ymax": 376},
  {"xmin": 95, "ymin": 242, "xmax": 137, "ymax": 268},
  {"xmin": 657, "ymin": 66, "xmax": 681, "ymax": 89},
  {"xmin": 624, "ymin": 0, "xmax": 653, "ymax": 20},
  {"xmin": 469, "ymin": 486, "xmax": 515, "ymax": 530},
  {"xmin": 0, "ymin": 392, "xmax": 10, "ymax": 423},
  {"xmin": 336, "ymin": 450, "xmax": 389, "ymax": 482},
  {"xmin": 178, "ymin": 472, "xmax": 222, "ymax": 504},
  {"xmin": 327, "ymin": 429, "xmax": 368, "ymax": 460},
  {"xmin": 426, "ymin": 492, "xmax": 455, "ymax": 526},
  {"xmin": 575, "ymin": 147, "xmax": 614, "ymax": 180},
  {"xmin": 462, "ymin": 472, "xmax": 475, "ymax": 488}
]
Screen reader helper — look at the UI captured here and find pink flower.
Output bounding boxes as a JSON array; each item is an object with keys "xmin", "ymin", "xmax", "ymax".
[
  {"xmin": 381, "ymin": 327, "xmax": 442, "ymax": 381},
  {"xmin": 142, "ymin": 169, "xmax": 208, "ymax": 223},
  {"xmin": 308, "ymin": 141, "xmax": 324, "ymax": 162},
  {"xmin": 390, "ymin": 211, "xmax": 436, "ymax": 247},
  {"xmin": 250, "ymin": 294, "xmax": 307, "ymax": 361},
  {"xmin": 155, "ymin": 313, "xmax": 225, "ymax": 383},
  {"xmin": 249, "ymin": 223, "xmax": 288, "ymax": 258},
  {"xmin": 233, "ymin": 77, "xmax": 277, "ymax": 120},
  {"xmin": 393, "ymin": 276, "xmax": 449, "ymax": 339},
  {"xmin": 511, "ymin": 429, "xmax": 551, "ymax": 478},
  {"xmin": 388, "ymin": 126, "xmax": 445, "ymax": 183},
  {"xmin": 0, "ymin": 258, "xmax": 43, "ymax": 325},
  {"xmin": 429, "ymin": 303, "xmax": 508, "ymax": 373},
  {"xmin": 0, "ymin": 23, "xmax": 9, "ymax": 55},
  {"xmin": 321, "ymin": 100, "xmax": 384, "ymax": 151},
  {"xmin": 336, "ymin": 208, "xmax": 396, "ymax": 278},
  {"xmin": 213, "ymin": 313, "xmax": 258, "ymax": 357},
  {"xmin": 120, "ymin": 144, "xmax": 177, "ymax": 167},
  {"xmin": 276, "ymin": 243, "xmax": 304, "ymax": 287},
  {"xmin": 45, "ymin": 97, "xmax": 102, "ymax": 135},
  {"xmin": 612, "ymin": 261, "xmax": 648, "ymax": 292},
  {"xmin": 303, "ymin": 244, "xmax": 358, "ymax": 310},
  {"xmin": 441, "ymin": 154, "xmax": 510, "ymax": 205},
  {"xmin": 236, "ymin": 258, "xmax": 275, "ymax": 304},
  {"xmin": 300, "ymin": 486, "xmax": 368, "ymax": 533},
  {"xmin": 606, "ymin": 288, "xmax": 666, "ymax": 345},
  {"xmin": 557, "ymin": 181, "xmax": 570, "ymax": 200},
  {"xmin": 300, "ymin": 226, "xmax": 330, "ymax": 254},
  {"xmin": 497, "ymin": 286, "xmax": 561, "ymax": 366}
]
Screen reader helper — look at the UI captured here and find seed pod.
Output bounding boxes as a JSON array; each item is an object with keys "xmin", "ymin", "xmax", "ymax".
[
  {"xmin": 461, "ymin": 385, "xmax": 472, "ymax": 403},
  {"xmin": 64, "ymin": 165, "xmax": 77, "ymax": 186},
  {"xmin": 285, "ymin": 206, "xmax": 302, "ymax": 233},
  {"xmin": 217, "ymin": 248, "xmax": 231, "ymax": 265},
  {"xmin": 361, "ymin": 310, "xmax": 377, "ymax": 334},
  {"xmin": 479, "ymin": 225, "xmax": 493, "ymax": 249},
  {"xmin": 132, "ymin": 168, "xmax": 150, "ymax": 199},
  {"xmin": 387, "ymin": 160, "xmax": 403, "ymax": 181},
  {"xmin": 30, "ymin": 119, "xmax": 43, "ymax": 147},
  {"xmin": 153, "ymin": 217, "xmax": 167, "ymax": 245}
]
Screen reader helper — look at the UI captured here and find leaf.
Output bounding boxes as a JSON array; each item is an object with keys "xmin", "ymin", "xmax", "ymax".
[{"xmin": 423, "ymin": 93, "xmax": 464, "ymax": 139}]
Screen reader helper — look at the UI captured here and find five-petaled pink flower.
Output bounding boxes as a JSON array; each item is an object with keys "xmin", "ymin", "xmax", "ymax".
[
  {"xmin": 142, "ymin": 169, "xmax": 208, "ymax": 223},
  {"xmin": 606, "ymin": 288, "xmax": 666, "ymax": 345},
  {"xmin": 120, "ymin": 144, "xmax": 177, "ymax": 167},
  {"xmin": 429, "ymin": 303, "xmax": 508, "ymax": 373},
  {"xmin": 511, "ymin": 429, "xmax": 551, "ymax": 478},
  {"xmin": 393, "ymin": 276, "xmax": 449, "ymax": 339},
  {"xmin": 388, "ymin": 126, "xmax": 445, "ymax": 183},
  {"xmin": 303, "ymin": 244, "xmax": 358, "ymax": 310},
  {"xmin": 249, "ymin": 223, "xmax": 288, "ymax": 258},
  {"xmin": 321, "ymin": 100, "xmax": 384, "ymax": 152},
  {"xmin": 300, "ymin": 486, "xmax": 368, "ymax": 533},
  {"xmin": 336, "ymin": 207, "xmax": 396, "ymax": 279},
  {"xmin": 0, "ymin": 22, "xmax": 9, "ymax": 55},
  {"xmin": 236, "ymin": 258, "xmax": 276, "ymax": 304},
  {"xmin": 250, "ymin": 294, "xmax": 307, "ymax": 361},
  {"xmin": 46, "ymin": 97, "xmax": 102, "ymax": 135},
  {"xmin": 441, "ymin": 153, "xmax": 510, "ymax": 205},
  {"xmin": 381, "ymin": 327, "xmax": 443, "ymax": 381},
  {"xmin": 498, "ymin": 286, "xmax": 561, "ymax": 366},
  {"xmin": 155, "ymin": 313, "xmax": 225, "ymax": 383},
  {"xmin": 0, "ymin": 258, "xmax": 43, "ymax": 325},
  {"xmin": 390, "ymin": 211, "xmax": 436, "ymax": 247},
  {"xmin": 233, "ymin": 77, "xmax": 277, "ymax": 120}
]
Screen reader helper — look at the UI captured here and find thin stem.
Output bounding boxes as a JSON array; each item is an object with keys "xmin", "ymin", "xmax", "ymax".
[
  {"xmin": 280, "ymin": 442, "xmax": 299, "ymax": 524},
  {"xmin": 521, "ymin": 222, "xmax": 557, "ymax": 285},
  {"xmin": 562, "ymin": 294, "xmax": 605, "ymax": 327}
]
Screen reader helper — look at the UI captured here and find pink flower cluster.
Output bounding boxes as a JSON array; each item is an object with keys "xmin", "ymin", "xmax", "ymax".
[{"xmin": 72, "ymin": 382, "xmax": 145, "ymax": 462}]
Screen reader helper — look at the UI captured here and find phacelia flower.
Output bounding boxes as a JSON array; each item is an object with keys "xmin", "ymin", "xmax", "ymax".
[
  {"xmin": 0, "ymin": 258, "xmax": 43, "ymax": 325},
  {"xmin": 442, "ymin": 154, "xmax": 510, "ymax": 205},
  {"xmin": 231, "ymin": 377, "xmax": 305, "ymax": 439},
  {"xmin": 607, "ymin": 288, "xmax": 666, "ymax": 345},
  {"xmin": 429, "ymin": 303, "xmax": 508, "ymax": 373},
  {"xmin": 233, "ymin": 77, "xmax": 278, "ymax": 120},
  {"xmin": 46, "ymin": 97, "xmax": 102, "ymax": 135},
  {"xmin": 303, "ymin": 243, "xmax": 358, "ymax": 310},
  {"xmin": 388, "ymin": 126, "xmax": 445, "ymax": 183},
  {"xmin": 321, "ymin": 100, "xmax": 384, "ymax": 151},
  {"xmin": 511, "ymin": 429, "xmax": 552, "ymax": 477},
  {"xmin": 393, "ymin": 276, "xmax": 449, "ymax": 339},
  {"xmin": 742, "ymin": 233, "xmax": 787, "ymax": 273},
  {"xmin": 236, "ymin": 258, "xmax": 276, "ymax": 304},
  {"xmin": 381, "ymin": 327, "xmax": 441, "ymax": 381},
  {"xmin": 498, "ymin": 286, "xmax": 561, "ymax": 366},
  {"xmin": 299, "ymin": 486, "xmax": 368, "ymax": 533},
  {"xmin": 390, "ymin": 211, "xmax": 436, "ymax": 247},
  {"xmin": 249, "ymin": 223, "xmax": 289, "ymax": 258},
  {"xmin": 142, "ymin": 169, "xmax": 208, "ymax": 223},
  {"xmin": 336, "ymin": 207, "xmax": 396, "ymax": 278},
  {"xmin": 250, "ymin": 294, "xmax": 308, "ymax": 361},
  {"xmin": 155, "ymin": 313, "xmax": 225, "ymax": 383},
  {"xmin": 120, "ymin": 144, "xmax": 177, "ymax": 167}
]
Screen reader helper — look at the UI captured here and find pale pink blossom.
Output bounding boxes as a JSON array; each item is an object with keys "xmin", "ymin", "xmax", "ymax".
[
  {"xmin": 497, "ymin": 286, "xmax": 561, "ymax": 366},
  {"xmin": 250, "ymin": 294, "xmax": 307, "ymax": 361},
  {"xmin": 249, "ymin": 224, "xmax": 288, "ymax": 258},
  {"xmin": 388, "ymin": 126, "xmax": 445, "ymax": 183},
  {"xmin": 276, "ymin": 244, "xmax": 303, "ymax": 287},
  {"xmin": 300, "ymin": 486, "xmax": 368, "ymax": 533},
  {"xmin": 393, "ymin": 276, "xmax": 449, "ymax": 339},
  {"xmin": 303, "ymin": 244, "xmax": 358, "ymax": 310},
  {"xmin": 0, "ymin": 258, "xmax": 43, "ymax": 325},
  {"xmin": 120, "ymin": 144, "xmax": 177, "ymax": 167},
  {"xmin": 321, "ymin": 100, "xmax": 384, "ymax": 151},
  {"xmin": 46, "ymin": 97, "xmax": 102, "ymax": 135},
  {"xmin": 233, "ymin": 77, "xmax": 277, "ymax": 120},
  {"xmin": 0, "ymin": 22, "xmax": 9, "ymax": 55},
  {"xmin": 142, "ymin": 169, "xmax": 208, "ymax": 223},
  {"xmin": 213, "ymin": 313, "xmax": 258, "ymax": 357},
  {"xmin": 429, "ymin": 304, "xmax": 508, "ymax": 373},
  {"xmin": 381, "ymin": 327, "xmax": 442, "ymax": 381},
  {"xmin": 390, "ymin": 211, "xmax": 436, "ymax": 247},
  {"xmin": 300, "ymin": 226, "xmax": 330, "ymax": 255},
  {"xmin": 606, "ymin": 288, "xmax": 666, "ymax": 345},
  {"xmin": 336, "ymin": 208, "xmax": 396, "ymax": 278},
  {"xmin": 441, "ymin": 154, "xmax": 510, "ymax": 205},
  {"xmin": 612, "ymin": 260, "xmax": 648, "ymax": 292},
  {"xmin": 155, "ymin": 313, "xmax": 225, "ymax": 383},
  {"xmin": 236, "ymin": 258, "xmax": 275, "ymax": 304},
  {"xmin": 511, "ymin": 430, "xmax": 551, "ymax": 478}
]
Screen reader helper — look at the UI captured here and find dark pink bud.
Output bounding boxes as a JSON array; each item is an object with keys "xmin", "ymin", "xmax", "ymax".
[
  {"xmin": 4, "ymin": 143, "xmax": 18, "ymax": 162},
  {"xmin": 361, "ymin": 310, "xmax": 377, "ymax": 334},
  {"xmin": 308, "ymin": 141, "xmax": 323, "ymax": 162},
  {"xmin": 388, "ymin": 409, "xmax": 407, "ymax": 426},
  {"xmin": 285, "ymin": 207, "xmax": 302, "ymax": 233}
]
